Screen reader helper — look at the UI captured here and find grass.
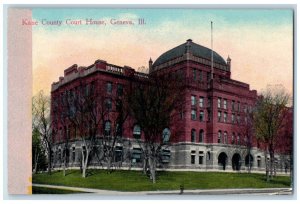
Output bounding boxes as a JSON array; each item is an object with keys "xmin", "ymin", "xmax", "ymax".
[
  {"xmin": 32, "ymin": 186, "xmax": 88, "ymax": 194},
  {"xmin": 32, "ymin": 169, "xmax": 291, "ymax": 192}
]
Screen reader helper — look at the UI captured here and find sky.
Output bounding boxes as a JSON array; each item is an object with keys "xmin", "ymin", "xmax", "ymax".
[{"xmin": 32, "ymin": 8, "xmax": 293, "ymax": 96}]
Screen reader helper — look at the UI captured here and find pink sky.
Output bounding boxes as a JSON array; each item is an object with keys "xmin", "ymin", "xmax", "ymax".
[{"xmin": 32, "ymin": 10, "xmax": 293, "ymax": 97}]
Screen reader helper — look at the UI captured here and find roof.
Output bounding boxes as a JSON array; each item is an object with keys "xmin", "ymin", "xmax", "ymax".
[{"xmin": 152, "ymin": 39, "xmax": 227, "ymax": 67}]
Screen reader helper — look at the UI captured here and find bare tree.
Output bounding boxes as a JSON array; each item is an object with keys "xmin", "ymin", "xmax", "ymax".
[
  {"xmin": 32, "ymin": 90, "xmax": 56, "ymax": 174},
  {"xmin": 66, "ymin": 81, "xmax": 105, "ymax": 178},
  {"xmin": 128, "ymin": 72, "xmax": 185, "ymax": 183},
  {"xmin": 32, "ymin": 127, "xmax": 47, "ymax": 174},
  {"xmin": 253, "ymin": 85, "xmax": 290, "ymax": 181},
  {"xmin": 101, "ymin": 88, "xmax": 130, "ymax": 173},
  {"xmin": 239, "ymin": 107, "xmax": 255, "ymax": 173}
]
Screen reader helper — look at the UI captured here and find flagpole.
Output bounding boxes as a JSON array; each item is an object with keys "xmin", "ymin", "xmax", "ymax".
[{"xmin": 211, "ymin": 21, "xmax": 214, "ymax": 80}]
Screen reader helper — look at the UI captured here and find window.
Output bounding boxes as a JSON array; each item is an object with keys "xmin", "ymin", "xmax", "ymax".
[
  {"xmin": 237, "ymin": 115, "xmax": 240, "ymax": 124},
  {"xmin": 232, "ymin": 113, "xmax": 235, "ymax": 124},
  {"xmin": 232, "ymin": 100, "xmax": 235, "ymax": 111},
  {"xmin": 257, "ymin": 156, "xmax": 261, "ymax": 168},
  {"xmin": 224, "ymin": 131, "xmax": 228, "ymax": 144},
  {"xmin": 162, "ymin": 128, "xmax": 171, "ymax": 143},
  {"xmin": 193, "ymin": 68, "xmax": 197, "ymax": 81},
  {"xmin": 218, "ymin": 131, "xmax": 222, "ymax": 143},
  {"xmin": 237, "ymin": 134, "xmax": 241, "ymax": 145},
  {"xmin": 218, "ymin": 111, "xmax": 222, "ymax": 122},
  {"xmin": 237, "ymin": 101, "xmax": 241, "ymax": 112},
  {"xmin": 115, "ymin": 146, "xmax": 123, "ymax": 162},
  {"xmin": 218, "ymin": 98, "xmax": 221, "ymax": 108},
  {"xmin": 191, "ymin": 129, "xmax": 196, "ymax": 142},
  {"xmin": 58, "ymin": 148, "xmax": 61, "ymax": 162},
  {"xmin": 191, "ymin": 95, "xmax": 196, "ymax": 106},
  {"xmin": 132, "ymin": 148, "xmax": 142, "ymax": 163},
  {"xmin": 244, "ymin": 135, "xmax": 247, "ymax": 144},
  {"xmin": 117, "ymin": 84, "xmax": 123, "ymax": 96},
  {"xmin": 199, "ymin": 111, "xmax": 205, "ymax": 122},
  {"xmin": 90, "ymin": 81, "xmax": 95, "ymax": 95},
  {"xmin": 191, "ymin": 150, "xmax": 196, "ymax": 164},
  {"xmin": 105, "ymin": 98, "xmax": 112, "ymax": 111},
  {"xmin": 191, "ymin": 110, "xmax": 197, "ymax": 120},
  {"xmin": 207, "ymin": 72, "xmax": 211, "ymax": 81},
  {"xmin": 179, "ymin": 109, "xmax": 184, "ymax": 120},
  {"xmin": 224, "ymin": 112, "xmax": 227, "ymax": 123},
  {"xmin": 199, "ymin": 70, "xmax": 203, "ymax": 81},
  {"xmin": 116, "ymin": 99, "xmax": 122, "ymax": 111},
  {"xmin": 133, "ymin": 125, "xmax": 141, "ymax": 139},
  {"xmin": 249, "ymin": 106, "xmax": 253, "ymax": 113},
  {"xmin": 207, "ymin": 110, "xmax": 211, "ymax": 122},
  {"xmin": 199, "ymin": 151, "xmax": 204, "ymax": 164},
  {"xmin": 72, "ymin": 147, "xmax": 75, "ymax": 162},
  {"xmin": 104, "ymin": 121, "xmax": 111, "ymax": 136},
  {"xmin": 106, "ymin": 82, "xmax": 112, "ymax": 93},
  {"xmin": 207, "ymin": 151, "xmax": 211, "ymax": 160},
  {"xmin": 207, "ymin": 98, "xmax": 211, "ymax": 108},
  {"xmin": 116, "ymin": 123, "xmax": 122, "ymax": 137},
  {"xmin": 244, "ymin": 104, "xmax": 247, "ymax": 113},
  {"xmin": 232, "ymin": 133, "xmax": 235, "ymax": 144},
  {"xmin": 85, "ymin": 84, "xmax": 90, "ymax": 96},
  {"xmin": 199, "ymin": 129, "xmax": 204, "ymax": 143},
  {"xmin": 199, "ymin": 97, "xmax": 204, "ymax": 108},
  {"xmin": 223, "ymin": 99, "xmax": 227, "ymax": 109}
]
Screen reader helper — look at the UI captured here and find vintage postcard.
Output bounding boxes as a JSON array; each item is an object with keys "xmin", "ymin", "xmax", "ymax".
[{"xmin": 5, "ymin": 6, "xmax": 294, "ymax": 197}]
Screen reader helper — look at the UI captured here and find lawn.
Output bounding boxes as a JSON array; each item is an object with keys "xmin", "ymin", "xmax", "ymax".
[{"xmin": 32, "ymin": 170, "xmax": 291, "ymax": 192}]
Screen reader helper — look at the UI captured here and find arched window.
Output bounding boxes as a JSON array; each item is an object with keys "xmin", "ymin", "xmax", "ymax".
[
  {"xmin": 199, "ymin": 129, "xmax": 204, "ymax": 143},
  {"xmin": 162, "ymin": 128, "xmax": 171, "ymax": 143},
  {"xmin": 231, "ymin": 132, "xmax": 235, "ymax": 144},
  {"xmin": 218, "ymin": 130, "xmax": 222, "ymax": 143},
  {"xmin": 133, "ymin": 124, "xmax": 141, "ymax": 139},
  {"xmin": 104, "ymin": 120, "xmax": 111, "ymax": 136},
  {"xmin": 116, "ymin": 122, "xmax": 122, "ymax": 137},
  {"xmin": 105, "ymin": 98, "xmax": 112, "ymax": 111},
  {"xmin": 199, "ymin": 111, "xmax": 205, "ymax": 122},
  {"xmin": 224, "ymin": 131, "xmax": 228, "ymax": 144},
  {"xmin": 191, "ymin": 129, "xmax": 196, "ymax": 142}
]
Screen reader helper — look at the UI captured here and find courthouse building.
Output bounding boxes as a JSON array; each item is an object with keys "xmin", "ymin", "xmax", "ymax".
[{"xmin": 50, "ymin": 39, "xmax": 290, "ymax": 172}]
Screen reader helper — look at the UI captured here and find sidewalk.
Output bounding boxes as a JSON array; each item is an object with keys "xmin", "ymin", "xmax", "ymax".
[{"xmin": 32, "ymin": 184, "xmax": 292, "ymax": 195}]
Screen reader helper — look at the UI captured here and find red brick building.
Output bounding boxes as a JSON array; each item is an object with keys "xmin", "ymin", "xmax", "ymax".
[{"xmin": 50, "ymin": 39, "xmax": 290, "ymax": 172}]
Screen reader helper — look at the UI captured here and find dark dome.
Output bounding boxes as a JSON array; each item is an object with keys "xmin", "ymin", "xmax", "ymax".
[{"xmin": 153, "ymin": 39, "xmax": 227, "ymax": 67}]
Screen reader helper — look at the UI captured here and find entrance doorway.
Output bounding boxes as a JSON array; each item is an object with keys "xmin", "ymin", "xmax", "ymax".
[
  {"xmin": 218, "ymin": 152, "xmax": 228, "ymax": 170},
  {"xmin": 245, "ymin": 154, "xmax": 254, "ymax": 169},
  {"xmin": 232, "ymin": 153, "xmax": 241, "ymax": 171}
]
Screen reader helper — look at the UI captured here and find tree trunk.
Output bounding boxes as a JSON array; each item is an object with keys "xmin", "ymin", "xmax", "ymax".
[
  {"xmin": 270, "ymin": 148, "xmax": 274, "ymax": 180},
  {"xmin": 265, "ymin": 153, "xmax": 269, "ymax": 182},
  {"xmin": 247, "ymin": 150, "xmax": 251, "ymax": 173},
  {"xmin": 82, "ymin": 157, "xmax": 86, "ymax": 178},
  {"xmin": 33, "ymin": 152, "xmax": 40, "ymax": 174},
  {"xmin": 47, "ymin": 147, "xmax": 52, "ymax": 175},
  {"xmin": 149, "ymin": 156, "xmax": 156, "ymax": 184},
  {"xmin": 107, "ymin": 155, "xmax": 112, "ymax": 173},
  {"xmin": 63, "ymin": 156, "xmax": 66, "ymax": 177},
  {"xmin": 143, "ymin": 157, "xmax": 147, "ymax": 174},
  {"xmin": 82, "ymin": 150, "xmax": 89, "ymax": 178}
]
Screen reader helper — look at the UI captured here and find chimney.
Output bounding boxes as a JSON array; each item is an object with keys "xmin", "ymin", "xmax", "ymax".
[
  {"xmin": 227, "ymin": 55, "xmax": 231, "ymax": 71},
  {"xmin": 185, "ymin": 39, "xmax": 192, "ymax": 54},
  {"xmin": 149, "ymin": 58, "xmax": 153, "ymax": 72}
]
